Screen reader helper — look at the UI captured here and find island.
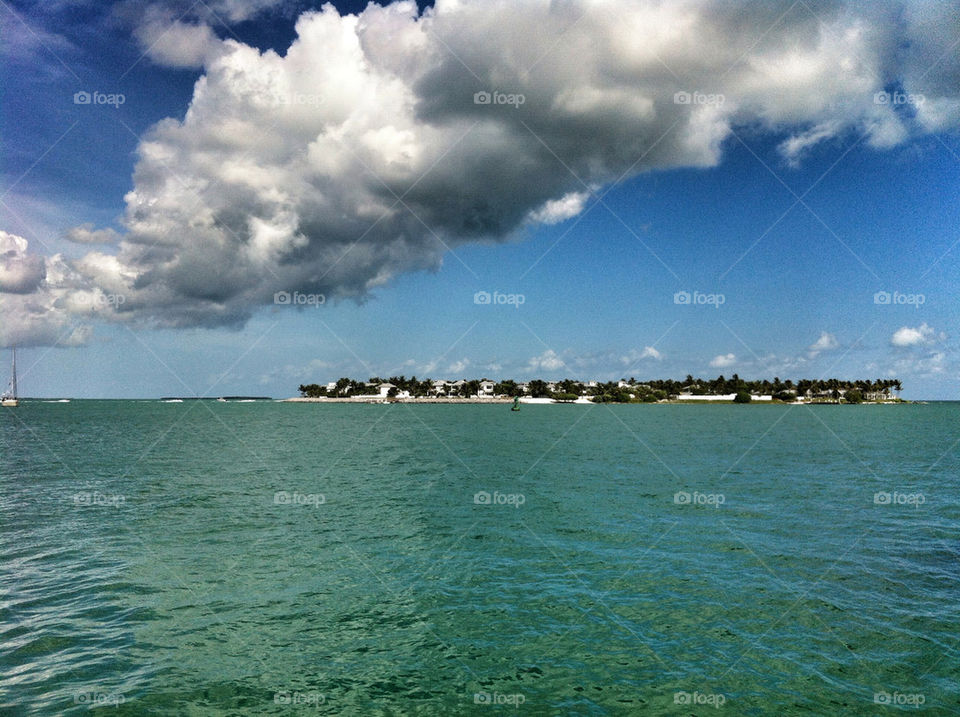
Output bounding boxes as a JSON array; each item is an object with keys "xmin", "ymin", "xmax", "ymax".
[{"xmin": 289, "ymin": 375, "xmax": 904, "ymax": 404}]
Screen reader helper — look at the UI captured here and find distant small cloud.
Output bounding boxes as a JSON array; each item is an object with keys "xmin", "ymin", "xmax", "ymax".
[
  {"xmin": 527, "ymin": 349, "xmax": 565, "ymax": 373},
  {"xmin": 527, "ymin": 191, "xmax": 589, "ymax": 225},
  {"xmin": 881, "ymin": 349, "xmax": 948, "ymax": 377},
  {"xmin": 617, "ymin": 346, "xmax": 661, "ymax": 365},
  {"xmin": 778, "ymin": 120, "xmax": 847, "ymax": 167},
  {"xmin": 709, "ymin": 353, "xmax": 736, "ymax": 369},
  {"xmin": 808, "ymin": 331, "xmax": 839, "ymax": 357},
  {"xmin": 134, "ymin": 10, "xmax": 218, "ymax": 69},
  {"xmin": 65, "ymin": 224, "xmax": 120, "ymax": 244},
  {"xmin": 891, "ymin": 323, "xmax": 942, "ymax": 347},
  {"xmin": 447, "ymin": 358, "xmax": 470, "ymax": 375}
]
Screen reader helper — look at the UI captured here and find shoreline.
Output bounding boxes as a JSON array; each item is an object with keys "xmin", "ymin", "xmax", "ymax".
[{"xmin": 282, "ymin": 396, "xmax": 907, "ymax": 405}]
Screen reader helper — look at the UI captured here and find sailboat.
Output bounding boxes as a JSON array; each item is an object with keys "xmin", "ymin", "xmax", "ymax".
[{"xmin": 2, "ymin": 348, "xmax": 18, "ymax": 407}]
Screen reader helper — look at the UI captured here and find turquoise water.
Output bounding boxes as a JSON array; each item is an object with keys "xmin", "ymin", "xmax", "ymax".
[{"xmin": 2, "ymin": 401, "xmax": 958, "ymax": 714}]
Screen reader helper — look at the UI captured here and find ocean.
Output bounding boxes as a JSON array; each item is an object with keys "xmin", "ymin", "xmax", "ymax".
[{"xmin": 2, "ymin": 401, "xmax": 958, "ymax": 714}]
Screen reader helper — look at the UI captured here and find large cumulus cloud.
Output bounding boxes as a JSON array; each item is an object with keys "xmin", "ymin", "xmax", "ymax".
[{"xmin": 3, "ymin": 0, "xmax": 959, "ymax": 346}]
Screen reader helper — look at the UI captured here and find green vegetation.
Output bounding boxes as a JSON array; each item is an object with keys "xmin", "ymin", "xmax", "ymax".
[{"xmin": 297, "ymin": 374, "xmax": 902, "ymax": 403}]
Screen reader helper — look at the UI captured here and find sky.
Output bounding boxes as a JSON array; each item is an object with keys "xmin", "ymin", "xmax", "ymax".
[{"xmin": 1, "ymin": 0, "xmax": 958, "ymax": 399}]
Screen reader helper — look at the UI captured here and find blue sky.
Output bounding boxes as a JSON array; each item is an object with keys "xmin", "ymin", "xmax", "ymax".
[{"xmin": 1, "ymin": 0, "xmax": 958, "ymax": 398}]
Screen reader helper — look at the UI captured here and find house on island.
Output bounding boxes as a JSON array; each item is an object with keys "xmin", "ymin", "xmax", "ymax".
[
  {"xmin": 375, "ymin": 382, "xmax": 411, "ymax": 398},
  {"xmin": 326, "ymin": 381, "xmax": 348, "ymax": 396},
  {"xmin": 479, "ymin": 380, "xmax": 495, "ymax": 396}
]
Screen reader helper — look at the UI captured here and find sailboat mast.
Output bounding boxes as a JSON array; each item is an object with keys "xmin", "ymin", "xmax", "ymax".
[{"xmin": 11, "ymin": 348, "xmax": 17, "ymax": 399}]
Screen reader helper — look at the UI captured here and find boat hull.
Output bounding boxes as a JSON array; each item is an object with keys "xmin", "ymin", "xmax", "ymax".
[{"xmin": 2, "ymin": 399, "xmax": 18, "ymax": 407}]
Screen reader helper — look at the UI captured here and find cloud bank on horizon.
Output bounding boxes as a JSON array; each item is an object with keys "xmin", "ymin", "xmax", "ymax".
[{"xmin": 3, "ymin": 0, "xmax": 960, "ymax": 347}]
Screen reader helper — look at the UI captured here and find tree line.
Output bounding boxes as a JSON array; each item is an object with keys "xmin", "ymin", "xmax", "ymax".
[{"xmin": 298, "ymin": 375, "xmax": 902, "ymax": 403}]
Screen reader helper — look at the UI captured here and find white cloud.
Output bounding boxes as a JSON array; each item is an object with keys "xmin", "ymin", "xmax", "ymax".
[
  {"xmin": 527, "ymin": 191, "xmax": 590, "ymax": 225},
  {"xmin": 709, "ymin": 353, "xmax": 736, "ymax": 369},
  {"xmin": 65, "ymin": 224, "xmax": 120, "ymax": 245},
  {"xmin": 891, "ymin": 323, "xmax": 942, "ymax": 347},
  {"xmin": 808, "ymin": 331, "xmax": 839, "ymax": 357},
  {"xmin": 135, "ymin": 17, "xmax": 219, "ymax": 69},
  {"xmin": 621, "ymin": 346, "xmax": 661, "ymax": 363},
  {"xmin": 447, "ymin": 358, "xmax": 470, "ymax": 375},
  {"xmin": 527, "ymin": 349, "xmax": 566, "ymax": 373},
  {"xmin": 779, "ymin": 120, "xmax": 846, "ymax": 167},
  {"xmin": 0, "ymin": 231, "xmax": 46, "ymax": 293},
  {"xmin": 879, "ymin": 349, "xmax": 949, "ymax": 377},
  {"xmin": 7, "ymin": 1, "xmax": 960, "ymax": 345}
]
